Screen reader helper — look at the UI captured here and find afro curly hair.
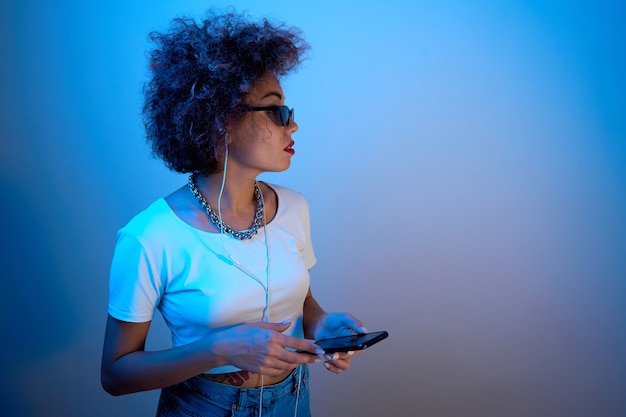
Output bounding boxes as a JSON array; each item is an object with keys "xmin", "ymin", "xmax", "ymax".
[{"xmin": 142, "ymin": 10, "xmax": 309, "ymax": 174}]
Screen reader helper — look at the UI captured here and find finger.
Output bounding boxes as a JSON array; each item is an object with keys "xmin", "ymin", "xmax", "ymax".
[
  {"xmin": 323, "ymin": 359, "xmax": 350, "ymax": 373},
  {"xmin": 266, "ymin": 338, "xmax": 321, "ymax": 363},
  {"xmin": 325, "ymin": 354, "xmax": 354, "ymax": 372},
  {"xmin": 282, "ymin": 336, "xmax": 324, "ymax": 356},
  {"xmin": 330, "ymin": 314, "xmax": 367, "ymax": 335},
  {"xmin": 323, "ymin": 351, "xmax": 355, "ymax": 361},
  {"xmin": 285, "ymin": 350, "xmax": 322, "ymax": 365},
  {"xmin": 262, "ymin": 348, "xmax": 323, "ymax": 374},
  {"xmin": 331, "ymin": 359, "xmax": 352, "ymax": 372},
  {"xmin": 254, "ymin": 320, "xmax": 292, "ymax": 332},
  {"xmin": 253, "ymin": 347, "xmax": 306, "ymax": 375},
  {"xmin": 342, "ymin": 316, "xmax": 367, "ymax": 334},
  {"xmin": 263, "ymin": 339, "xmax": 322, "ymax": 366}
]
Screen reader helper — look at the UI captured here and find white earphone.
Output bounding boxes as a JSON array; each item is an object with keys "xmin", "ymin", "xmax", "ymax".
[
  {"xmin": 217, "ymin": 134, "xmax": 272, "ymax": 322},
  {"xmin": 217, "ymin": 131, "xmax": 302, "ymax": 417}
]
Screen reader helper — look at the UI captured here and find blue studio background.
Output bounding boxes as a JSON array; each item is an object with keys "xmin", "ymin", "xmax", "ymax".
[{"xmin": 1, "ymin": 1, "xmax": 625, "ymax": 416}]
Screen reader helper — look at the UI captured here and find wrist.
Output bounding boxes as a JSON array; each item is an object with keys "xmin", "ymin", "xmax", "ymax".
[{"xmin": 199, "ymin": 333, "xmax": 229, "ymax": 369}]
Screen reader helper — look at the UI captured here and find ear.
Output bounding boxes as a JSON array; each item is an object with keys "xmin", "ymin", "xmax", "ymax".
[
  {"xmin": 218, "ymin": 121, "xmax": 234, "ymax": 144},
  {"xmin": 211, "ymin": 125, "xmax": 230, "ymax": 161}
]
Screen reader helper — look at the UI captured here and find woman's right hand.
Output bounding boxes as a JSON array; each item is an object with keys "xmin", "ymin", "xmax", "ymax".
[
  {"xmin": 101, "ymin": 316, "xmax": 320, "ymax": 396},
  {"xmin": 209, "ymin": 321, "xmax": 323, "ymax": 376}
]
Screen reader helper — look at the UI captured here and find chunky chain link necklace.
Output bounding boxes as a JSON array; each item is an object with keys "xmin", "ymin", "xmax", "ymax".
[{"xmin": 188, "ymin": 173, "xmax": 264, "ymax": 240}]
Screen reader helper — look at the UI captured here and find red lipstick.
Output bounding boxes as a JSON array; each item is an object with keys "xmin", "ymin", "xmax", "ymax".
[{"xmin": 284, "ymin": 140, "xmax": 295, "ymax": 155}]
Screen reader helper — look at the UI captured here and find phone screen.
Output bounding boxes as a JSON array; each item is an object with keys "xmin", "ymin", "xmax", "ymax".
[{"xmin": 315, "ymin": 331, "xmax": 389, "ymax": 353}]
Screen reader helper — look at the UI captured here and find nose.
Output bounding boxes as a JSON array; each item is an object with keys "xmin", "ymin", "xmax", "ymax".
[{"xmin": 287, "ymin": 118, "xmax": 299, "ymax": 133}]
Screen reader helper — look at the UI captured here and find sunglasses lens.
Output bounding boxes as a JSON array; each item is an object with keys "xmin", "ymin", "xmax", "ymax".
[
  {"xmin": 248, "ymin": 106, "xmax": 293, "ymax": 127},
  {"xmin": 278, "ymin": 106, "xmax": 293, "ymax": 126}
]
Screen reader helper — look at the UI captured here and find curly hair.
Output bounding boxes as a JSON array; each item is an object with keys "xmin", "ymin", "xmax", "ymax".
[{"xmin": 142, "ymin": 10, "xmax": 309, "ymax": 174}]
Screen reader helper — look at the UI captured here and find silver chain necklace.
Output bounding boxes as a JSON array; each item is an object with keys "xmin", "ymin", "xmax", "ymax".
[{"xmin": 188, "ymin": 173, "xmax": 264, "ymax": 240}]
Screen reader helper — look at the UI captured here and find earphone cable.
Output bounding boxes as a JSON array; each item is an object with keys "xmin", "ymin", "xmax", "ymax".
[
  {"xmin": 258, "ymin": 186, "xmax": 271, "ymax": 323},
  {"xmin": 217, "ymin": 135, "xmax": 229, "ymax": 253},
  {"xmin": 293, "ymin": 365, "xmax": 303, "ymax": 417}
]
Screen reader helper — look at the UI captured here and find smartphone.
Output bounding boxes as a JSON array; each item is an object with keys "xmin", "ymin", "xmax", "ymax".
[{"xmin": 314, "ymin": 331, "xmax": 389, "ymax": 354}]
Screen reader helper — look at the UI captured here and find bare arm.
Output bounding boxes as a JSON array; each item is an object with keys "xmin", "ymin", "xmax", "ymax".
[
  {"xmin": 101, "ymin": 315, "xmax": 321, "ymax": 396},
  {"xmin": 101, "ymin": 316, "xmax": 226, "ymax": 395},
  {"xmin": 302, "ymin": 288, "xmax": 328, "ymax": 340}
]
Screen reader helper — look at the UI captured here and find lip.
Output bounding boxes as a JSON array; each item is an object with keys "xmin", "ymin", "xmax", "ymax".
[{"xmin": 284, "ymin": 140, "xmax": 295, "ymax": 155}]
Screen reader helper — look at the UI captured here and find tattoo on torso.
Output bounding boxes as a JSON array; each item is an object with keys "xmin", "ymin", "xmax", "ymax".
[{"xmin": 207, "ymin": 371, "xmax": 251, "ymax": 386}]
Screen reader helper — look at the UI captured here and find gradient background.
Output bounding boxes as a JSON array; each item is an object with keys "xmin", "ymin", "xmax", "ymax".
[{"xmin": 1, "ymin": 1, "xmax": 625, "ymax": 416}]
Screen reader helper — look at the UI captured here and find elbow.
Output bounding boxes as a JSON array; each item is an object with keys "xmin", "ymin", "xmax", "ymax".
[
  {"xmin": 101, "ymin": 369, "xmax": 127, "ymax": 396},
  {"xmin": 101, "ymin": 377, "xmax": 121, "ymax": 397}
]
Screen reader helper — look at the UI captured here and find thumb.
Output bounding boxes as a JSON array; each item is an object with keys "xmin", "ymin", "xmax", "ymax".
[{"xmin": 340, "ymin": 315, "xmax": 367, "ymax": 334}]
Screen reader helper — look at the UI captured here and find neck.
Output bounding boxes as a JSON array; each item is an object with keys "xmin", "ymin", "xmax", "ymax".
[{"xmin": 195, "ymin": 172, "xmax": 258, "ymax": 215}]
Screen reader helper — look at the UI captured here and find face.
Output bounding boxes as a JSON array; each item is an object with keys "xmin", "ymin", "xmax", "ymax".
[{"xmin": 227, "ymin": 73, "xmax": 299, "ymax": 174}]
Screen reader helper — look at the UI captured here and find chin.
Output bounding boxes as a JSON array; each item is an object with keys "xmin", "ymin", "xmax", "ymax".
[{"xmin": 268, "ymin": 161, "xmax": 291, "ymax": 173}]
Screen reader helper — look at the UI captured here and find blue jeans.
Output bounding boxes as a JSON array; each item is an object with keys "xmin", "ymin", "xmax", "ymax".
[{"xmin": 156, "ymin": 365, "xmax": 311, "ymax": 417}]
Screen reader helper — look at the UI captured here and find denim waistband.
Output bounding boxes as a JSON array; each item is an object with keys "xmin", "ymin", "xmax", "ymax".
[
  {"xmin": 186, "ymin": 364, "xmax": 308, "ymax": 408},
  {"xmin": 157, "ymin": 365, "xmax": 311, "ymax": 416}
]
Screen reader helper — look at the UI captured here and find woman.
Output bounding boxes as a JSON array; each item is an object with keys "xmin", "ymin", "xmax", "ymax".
[{"xmin": 101, "ymin": 10, "xmax": 366, "ymax": 417}]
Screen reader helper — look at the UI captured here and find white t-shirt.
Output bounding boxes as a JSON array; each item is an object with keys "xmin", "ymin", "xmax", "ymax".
[{"xmin": 108, "ymin": 183, "xmax": 316, "ymax": 373}]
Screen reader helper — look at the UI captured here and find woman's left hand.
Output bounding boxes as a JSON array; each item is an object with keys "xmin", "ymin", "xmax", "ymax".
[{"xmin": 313, "ymin": 312, "xmax": 367, "ymax": 374}]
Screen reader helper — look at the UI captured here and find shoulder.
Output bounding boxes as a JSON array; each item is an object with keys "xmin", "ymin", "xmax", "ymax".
[
  {"xmin": 265, "ymin": 183, "xmax": 309, "ymax": 206},
  {"xmin": 119, "ymin": 198, "xmax": 178, "ymax": 241},
  {"xmin": 262, "ymin": 183, "xmax": 312, "ymax": 226}
]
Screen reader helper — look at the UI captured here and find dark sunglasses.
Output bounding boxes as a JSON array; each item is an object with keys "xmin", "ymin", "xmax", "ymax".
[{"xmin": 246, "ymin": 105, "xmax": 294, "ymax": 127}]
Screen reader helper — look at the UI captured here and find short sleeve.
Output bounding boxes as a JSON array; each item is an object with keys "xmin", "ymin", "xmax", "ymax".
[{"xmin": 108, "ymin": 231, "xmax": 164, "ymax": 322}]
